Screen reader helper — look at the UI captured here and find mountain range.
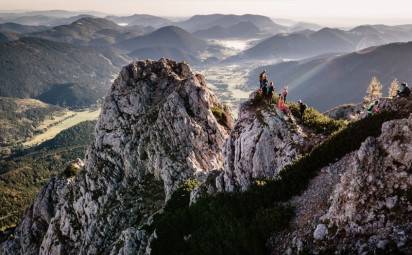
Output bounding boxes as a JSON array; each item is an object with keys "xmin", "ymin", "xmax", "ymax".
[
  {"xmin": 106, "ymin": 14, "xmax": 171, "ymax": 28},
  {"xmin": 2, "ymin": 12, "xmax": 412, "ymax": 112},
  {"xmin": 0, "ymin": 37, "xmax": 127, "ymax": 107},
  {"xmin": 28, "ymin": 17, "xmax": 153, "ymax": 46},
  {"xmin": 177, "ymin": 14, "xmax": 286, "ymax": 34},
  {"xmin": 193, "ymin": 21, "xmax": 262, "ymax": 39},
  {"xmin": 117, "ymin": 25, "xmax": 208, "ymax": 52},
  {"xmin": 229, "ymin": 25, "xmax": 412, "ymax": 62}
]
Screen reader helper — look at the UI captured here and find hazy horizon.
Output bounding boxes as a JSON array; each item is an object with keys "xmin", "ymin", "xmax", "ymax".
[{"xmin": 1, "ymin": 0, "xmax": 412, "ymax": 27}]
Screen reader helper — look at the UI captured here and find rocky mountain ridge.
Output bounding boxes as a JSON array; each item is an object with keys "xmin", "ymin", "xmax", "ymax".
[
  {"xmin": 1, "ymin": 59, "xmax": 231, "ymax": 254},
  {"xmin": 1, "ymin": 60, "xmax": 412, "ymax": 255}
]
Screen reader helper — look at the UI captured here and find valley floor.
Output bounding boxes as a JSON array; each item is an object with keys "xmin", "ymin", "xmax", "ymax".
[
  {"xmin": 23, "ymin": 108, "xmax": 101, "ymax": 147},
  {"xmin": 197, "ymin": 64, "xmax": 254, "ymax": 116}
]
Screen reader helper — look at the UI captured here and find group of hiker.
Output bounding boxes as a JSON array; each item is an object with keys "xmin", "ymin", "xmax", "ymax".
[
  {"xmin": 259, "ymin": 70, "xmax": 307, "ymax": 120},
  {"xmin": 259, "ymin": 70, "xmax": 412, "ymax": 120}
]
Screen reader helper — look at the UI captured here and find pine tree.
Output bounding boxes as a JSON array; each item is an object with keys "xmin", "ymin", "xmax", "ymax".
[
  {"xmin": 364, "ymin": 76, "xmax": 383, "ymax": 105},
  {"xmin": 388, "ymin": 79, "xmax": 399, "ymax": 98}
]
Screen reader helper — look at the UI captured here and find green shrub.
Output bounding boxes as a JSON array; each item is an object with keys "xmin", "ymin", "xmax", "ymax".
[
  {"xmin": 62, "ymin": 163, "xmax": 81, "ymax": 178},
  {"xmin": 250, "ymin": 92, "xmax": 280, "ymax": 107},
  {"xmin": 289, "ymin": 103, "xmax": 347, "ymax": 134},
  {"xmin": 211, "ymin": 105, "xmax": 231, "ymax": 129},
  {"xmin": 150, "ymin": 110, "xmax": 405, "ymax": 255},
  {"xmin": 164, "ymin": 179, "xmax": 200, "ymax": 212}
]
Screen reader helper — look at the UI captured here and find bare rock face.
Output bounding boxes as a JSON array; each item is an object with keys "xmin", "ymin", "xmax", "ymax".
[
  {"xmin": 324, "ymin": 103, "xmax": 362, "ymax": 121},
  {"xmin": 275, "ymin": 113, "xmax": 412, "ymax": 254},
  {"xmin": 216, "ymin": 95, "xmax": 314, "ymax": 192},
  {"xmin": 1, "ymin": 59, "xmax": 230, "ymax": 255},
  {"xmin": 320, "ymin": 115, "xmax": 412, "ymax": 253}
]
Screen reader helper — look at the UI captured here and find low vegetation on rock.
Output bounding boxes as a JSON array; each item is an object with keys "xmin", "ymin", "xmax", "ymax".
[
  {"xmin": 289, "ymin": 103, "xmax": 347, "ymax": 134},
  {"xmin": 211, "ymin": 104, "xmax": 232, "ymax": 129},
  {"xmin": 151, "ymin": 109, "xmax": 406, "ymax": 254}
]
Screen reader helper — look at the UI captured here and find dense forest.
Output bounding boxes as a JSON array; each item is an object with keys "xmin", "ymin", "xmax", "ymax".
[{"xmin": 0, "ymin": 121, "xmax": 96, "ymax": 232}]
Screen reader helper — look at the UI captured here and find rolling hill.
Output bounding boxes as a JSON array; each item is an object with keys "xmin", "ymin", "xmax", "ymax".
[
  {"xmin": 248, "ymin": 42, "xmax": 412, "ymax": 111},
  {"xmin": 176, "ymin": 14, "xmax": 286, "ymax": 33},
  {"xmin": 0, "ymin": 23, "xmax": 47, "ymax": 34},
  {"xmin": 0, "ymin": 10, "xmax": 108, "ymax": 26},
  {"xmin": 106, "ymin": 14, "xmax": 171, "ymax": 28},
  {"xmin": 29, "ymin": 17, "xmax": 152, "ymax": 46},
  {"xmin": 228, "ymin": 28, "xmax": 357, "ymax": 62},
  {"xmin": 0, "ymin": 15, "xmax": 92, "ymax": 27},
  {"xmin": 193, "ymin": 21, "xmax": 261, "ymax": 39},
  {"xmin": 116, "ymin": 26, "xmax": 208, "ymax": 54},
  {"xmin": 230, "ymin": 25, "xmax": 412, "ymax": 62},
  {"xmin": 0, "ymin": 37, "xmax": 126, "ymax": 106}
]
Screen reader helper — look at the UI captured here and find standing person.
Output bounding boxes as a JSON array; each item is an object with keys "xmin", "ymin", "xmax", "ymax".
[
  {"xmin": 267, "ymin": 81, "xmax": 275, "ymax": 103},
  {"xmin": 259, "ymin": 70, "xmax": 268, "ymax": 89},
  {"xmin": 282, "ymin": 86, "xmax": 289, "ymax": 103},
  {"xmin": 298, "ymin": 100, "xmax": 307, "ymax": 121},
  {"xmin": 277, "ymin": 93, "xmax": 285, "ymax": 112},
  {"xmin": 397, "ymin": 82, "xmax": 411, "ymax": 98}
]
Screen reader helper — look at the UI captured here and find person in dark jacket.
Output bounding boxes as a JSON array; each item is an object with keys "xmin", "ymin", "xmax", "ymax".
[
  {"xmin": 259, "ymin": 70, "xmax": 268, "ymax": 89},
  {"xmin": 282, "ymin": 86, "xmax": 289, "ymax": 102},
  {"xmin": 298, "ymin": 100, "xmax": 307, "ymax": 121},
  {"xmin": 267, "ymin": 81, "xmax": 275, "ymax": 103},
  {"xmin": 397, "ymin": 82, "xmax": 411, "ymax": 98}
]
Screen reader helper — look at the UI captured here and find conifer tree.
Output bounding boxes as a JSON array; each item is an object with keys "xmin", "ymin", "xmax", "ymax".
[
  {"xmin": 364, "ymin": 76, "xmax": 383, "ymax": 105},
  {"xmin": 388, "ymin": 79, "xmax": 399, "ymax": 98}
]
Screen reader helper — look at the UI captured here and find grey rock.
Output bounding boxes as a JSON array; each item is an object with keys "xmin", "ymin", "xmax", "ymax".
[
  {"xmin": 216, "ymin": 95, "xmax": 311, "ymax": 192},
  {"xmin": 313, "ymin": 224, "xmax": 328, "ymax": 241},
  {"xmin": 1, "ymin": 59, "xmax": 230, "ymax": 255}
]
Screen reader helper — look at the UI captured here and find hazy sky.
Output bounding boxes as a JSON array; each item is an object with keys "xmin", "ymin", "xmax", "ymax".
[{"xmin": 2, "ymin": 0, "xmax": 412, "ymax": 26}]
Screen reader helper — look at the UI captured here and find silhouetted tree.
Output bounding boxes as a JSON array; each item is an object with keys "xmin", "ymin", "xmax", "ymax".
[
  {"xmin": 388, "ymin": 79, "xmax": 399, "ymax": 98},
  {"xmin": 364, "ymin": 76, "xmax": 383, "ymax": 105}
]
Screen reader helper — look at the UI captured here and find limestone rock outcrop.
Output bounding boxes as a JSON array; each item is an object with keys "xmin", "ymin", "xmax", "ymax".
[
  {"xmin": 216, "ymin": 95, "xmax": 317, "ymax": 192},
  {"xmin": 1, "ymin": 59, "xmax": 230, "ymax": 255},
  {"xmin": 273, "ymin": 113, "xmax": 412, "ymax": 254}
]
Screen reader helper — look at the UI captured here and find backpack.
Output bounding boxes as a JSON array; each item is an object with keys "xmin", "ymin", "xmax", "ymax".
[
  {"xmin": 300, "ymin": 103, "xmax": 307, "ymax": 112},
  {"xmin": 405, "ymin": 87, "xmax": 411, "ymax": 96},
  {"xmin": 268, "ymin": 86, "xmax": 274, "ymax": 94}
]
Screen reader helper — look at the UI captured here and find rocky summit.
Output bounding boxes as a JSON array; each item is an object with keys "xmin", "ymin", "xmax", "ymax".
[
  {"xmin": 2, "ymin": 60, "xmax": 412, "ymax": 255},
  {"xmin": 1, "ymin": 59, "xmax": 230, "ymax": 255},
  {"xmin": 216, "ymin": 93, "xmax": 319, "ymax": 192}
]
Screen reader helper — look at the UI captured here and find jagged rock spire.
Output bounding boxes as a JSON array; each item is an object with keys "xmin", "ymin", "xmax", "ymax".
[{"xmin": 1, "ymin": 59, "xmax": 231, "ymax": 255}]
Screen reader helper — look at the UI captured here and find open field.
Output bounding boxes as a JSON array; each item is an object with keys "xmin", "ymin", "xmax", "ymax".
[{"xmin": 23, "ymin": 108, "xmax": 100, "ymax": 146}]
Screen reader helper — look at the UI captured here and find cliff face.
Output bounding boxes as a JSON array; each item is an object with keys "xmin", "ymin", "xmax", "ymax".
[
  {"xmin": 216, "ymin": 97, "xmax": 315, "ymax": 192},
  {"xmin": 273, "ymin": 112, "xmax": 412, "ymax": 254},
  {"xmin": 322, "ymin": 115, "xmax": 412, "ymax": 253},
  {"xmin": 1, "ymin": 59, "xmax": 230, "ymax": 255}
]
